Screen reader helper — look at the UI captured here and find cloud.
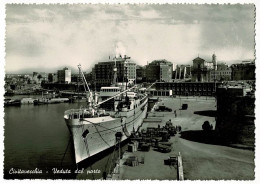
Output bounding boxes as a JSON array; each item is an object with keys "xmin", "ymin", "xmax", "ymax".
[{"xmin": 5, "ymin": 4, "xmax": 255, "ymax": 73}]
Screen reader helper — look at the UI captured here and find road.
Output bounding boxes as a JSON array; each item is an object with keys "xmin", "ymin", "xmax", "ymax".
[{"xmin": 172, "ymin": 134, "xmax": 254, "ymax": 180}]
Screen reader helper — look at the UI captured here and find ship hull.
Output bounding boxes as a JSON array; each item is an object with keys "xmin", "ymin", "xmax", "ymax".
[{"xmin": 65, "ymin": 97, "xmax": 148, "ymax": 164}]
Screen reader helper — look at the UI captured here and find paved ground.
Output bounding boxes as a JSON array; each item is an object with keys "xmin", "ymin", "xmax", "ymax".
[
  {"xmin": 117, "ymin": 148, "xmax": 177, "ymax": 180},
  {"xmin": 145, "ymin": 96, "xmax": 216, "ymax": 130},
  {"xmin": 173, "ymin": 134, "xmax": 254, "ymax": 180},
  {"xmin": 118, "ymin": 96, "xmax": 255, "ymax": 180}
]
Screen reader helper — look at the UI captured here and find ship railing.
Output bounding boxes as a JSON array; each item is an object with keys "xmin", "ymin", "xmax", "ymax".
[
  {"xmin": 64, "ymin": 109, "xmax": 109, "ymax": 120},
  {"xmin": 64, "ymin": 109, "xmax": 83, "ymax": 115}
]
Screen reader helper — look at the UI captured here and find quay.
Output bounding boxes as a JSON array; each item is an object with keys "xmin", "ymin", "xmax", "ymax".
[{"xmin": 109, "ymin": 96, "xmax": 254, "ymax": 180}]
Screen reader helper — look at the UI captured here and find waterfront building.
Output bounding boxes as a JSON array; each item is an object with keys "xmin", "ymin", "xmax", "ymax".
[
  {"xmin": 124, "ymin": 60, "xmax": 136, "ymax": 84},
  {"xmin": 231, "ymin": 61, "xmax": 255, "ymax": 81},
  {"xmin": 57, "ymin": 67, "xmax": 71, "ymax": 84},
  {"xmin": 136, "ymin": 65, "xmax": 145, "ymax": 83},
  {"xmin": 151, "ymin": 82, "xmax": 221, "ymax": 96},
  {"xmin": 209, "ymin": 63, "xmax": 232, "ymax": 82},
  {"xmin": 146, "ymin": 60, "xmax": 173, "ymax": 82},
  {"xmin": 92, "ymin": 55, "xmax": 136, "ymax": 90}
]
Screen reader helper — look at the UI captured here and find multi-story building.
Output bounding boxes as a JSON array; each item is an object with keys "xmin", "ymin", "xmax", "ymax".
[
  {"xmin": 124, "ymin": 60, "xmax": 136, "ymax": 84},
  {"xmin": 231, "ymin": 61, "xmax": 255, "ymax": 81},
  {"xmin": 136, "ymin": 65, "xmax": 145, "ymax": 83},
  {"xmin": 145, "ymin": 62, "xmax": 160, "ymax": 82},
  {"xmin": 92, "ymin": 55, "xmax": 136, "ymax": 90},
  {"xmin": 146, "ymin": 60, "xmax": 173, "ymax": 82},
  {"xmin": 153, "ymin": 82, "xmax": 221, "ymax": 96},
  {"xmin": 209, "ymin": 63, "xmax": 232, "ymax": 82},
  {"xmin": 57, "ymin": 67, "xmax": 71, "ymax": 84}
]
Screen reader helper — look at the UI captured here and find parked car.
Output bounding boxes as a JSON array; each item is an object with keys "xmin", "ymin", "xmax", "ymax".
[
  {"xmin": 155, "ymin": 105, "xmax": 172, "ymax": 112},
  {"xmin": 182, "ymin": 104, "xmax": 188, "ymax": 110}
]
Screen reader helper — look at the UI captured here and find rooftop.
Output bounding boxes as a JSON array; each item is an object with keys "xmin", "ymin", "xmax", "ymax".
[{"xmin": 193, "ymin": 57, "xmax": 205, "ymax": 61}]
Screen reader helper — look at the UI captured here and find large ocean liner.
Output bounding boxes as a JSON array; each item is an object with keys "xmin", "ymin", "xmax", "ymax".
[{"xmin": 64, "ymin": 62, "xmax": 148, "ymax": 164}]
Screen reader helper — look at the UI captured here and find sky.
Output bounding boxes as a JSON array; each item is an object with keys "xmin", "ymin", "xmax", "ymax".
[{"xmin": 5, "ymin": 4, "xmax": 255, "ymax": 74}]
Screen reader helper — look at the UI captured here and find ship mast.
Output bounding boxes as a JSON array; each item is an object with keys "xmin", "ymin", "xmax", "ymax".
[{"xmin": 78, "ymin": 64, "xmax": 94, "ymax": 108}]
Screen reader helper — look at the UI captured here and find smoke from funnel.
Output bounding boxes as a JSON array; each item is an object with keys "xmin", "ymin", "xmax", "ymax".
[{"xmin": 115, "ymin": 41, "xmax": 126, "ymax": 58}]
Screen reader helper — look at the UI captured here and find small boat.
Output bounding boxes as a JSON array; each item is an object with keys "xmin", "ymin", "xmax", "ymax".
[
  {"xmin": 4, "ymin": 99, "xmax": 21, "ymax": 107},
  {"xmin": 34, "ymin": 97, "xmax": 70, "ymax": 105},
  {"xmin": 21, "ymin": 98, "xmax": 35, "ymax": 104},
  {"xmin": 33, "ymin": 98, "xmax": 49, "ymax": 105},
  {"xmin": 69, "ymin": 96, "xmax": 87, "ymax": 103},
  {"xmin": 48, "ymin": 98, "xmax": 69, "ymax": 104}
]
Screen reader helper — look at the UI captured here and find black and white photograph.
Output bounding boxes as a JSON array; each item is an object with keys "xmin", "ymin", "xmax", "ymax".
[{"xmin": 1, "ymin": 1, "xmax": 258, "ymax": 181}]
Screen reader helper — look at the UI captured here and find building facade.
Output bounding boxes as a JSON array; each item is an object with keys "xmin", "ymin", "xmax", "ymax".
[
  {"xmin": 191, "ymin": 54, "xmax": 218, "ymax": 82},
  {"xmin": 153, "ymin": 82, "xmax": 221, "ymax": 96},
  {"xmin": 209, "ymin": 63, "xmax": 232, "ymax": 82},
  {"xmin": 92, "ymin": 55, "xmax": 136, "ymax": 90},
  {"xmin": 124, "ymin": 60, "xmax": 136, "ymax": 84},
  {"xmin": 231, "ymin": 61, "xmax": 255, "ymax": 81},
  {"xmin": 136, "ymin": 65, "xmax": 145, "ymax": 83},
  {"xmin": 57, "ymin": 67, "xmax": 71, "ymax": 84},
  {"xmin": 191, "ymin": 57, "xmax": 210, "ymax": 82},
  {"xmin": 146, "ymin": 60, "xmax": 173, "ymax": 82}
]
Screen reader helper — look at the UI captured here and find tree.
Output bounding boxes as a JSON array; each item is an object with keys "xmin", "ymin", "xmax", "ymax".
[
  {"xmin": 37, "ymin": 74, "xmax": 42, "ymax": 81},
  {"xmin": 202, "ymin": 121, "xmax": 212, "ymax": 132}
]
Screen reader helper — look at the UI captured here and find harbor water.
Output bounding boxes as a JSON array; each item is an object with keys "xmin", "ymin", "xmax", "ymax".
[{"xmin": 4, "ymin": 95, "xmax": 155, "ymax": 179}]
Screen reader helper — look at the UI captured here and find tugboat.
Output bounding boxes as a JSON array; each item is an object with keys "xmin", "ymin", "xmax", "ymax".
[{"xmin": 64, "ymin": 64, "xmax": 148, "ymax": 164}]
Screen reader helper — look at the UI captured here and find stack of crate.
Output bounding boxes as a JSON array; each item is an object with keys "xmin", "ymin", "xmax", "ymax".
[
  {"xmin": 128, "ymin": 141, "xmax": 139, "ymax": 152},
  {"xmin": 126, "ymin": 156, "xmax": 139, "ymax": 167}
]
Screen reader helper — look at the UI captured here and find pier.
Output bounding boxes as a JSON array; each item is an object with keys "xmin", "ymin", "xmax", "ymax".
[{"xmin": 108, "ymin": 96, "xmax": 254, "ymax": 180}]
